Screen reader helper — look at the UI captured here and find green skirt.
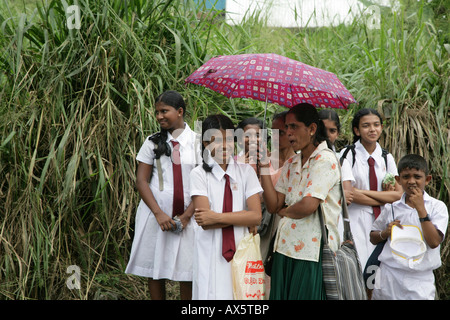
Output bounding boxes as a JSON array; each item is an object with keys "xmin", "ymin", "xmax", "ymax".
[{"xmin": 269, "ymin": 249, "xmax": 326, "ymax": 300}]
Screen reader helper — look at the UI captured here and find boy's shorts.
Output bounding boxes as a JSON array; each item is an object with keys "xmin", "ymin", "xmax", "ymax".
[{"xmin": 372, "ymin": 263, "xmax": 435, "ymax": 300}]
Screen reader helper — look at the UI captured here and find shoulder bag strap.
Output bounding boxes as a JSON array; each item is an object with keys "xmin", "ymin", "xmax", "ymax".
[
  {"xmin": 322, "ymin": 148, "xmax": 354, "ymax": 243},
  {"xmin": 336, "ymin": 152, "xmax": 353, "ymax": 243},
  {"xmin": 318, "ymin": 203, "xmax": 329, "ymax": 245}
]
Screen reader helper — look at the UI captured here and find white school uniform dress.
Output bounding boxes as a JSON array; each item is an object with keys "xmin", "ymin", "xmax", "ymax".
[
  {"xmin": 340, "ymin": 140, "xmax": 398, "ymax": 269},
  {"xmin": 189, "ymin": 156, "xmax": 263, "ymax": 300},
  {"xmin": 125, "ymin": 123, "xmax": 200, "ymax": 281},
  {"xmin": 371, "ymin": 192, "xmax": 448, "ymax": 300}
]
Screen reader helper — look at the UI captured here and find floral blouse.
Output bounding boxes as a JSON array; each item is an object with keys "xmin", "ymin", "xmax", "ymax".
[{"xmin": 274, "ymin": 141, "xmax": 342, "ymax": 262}]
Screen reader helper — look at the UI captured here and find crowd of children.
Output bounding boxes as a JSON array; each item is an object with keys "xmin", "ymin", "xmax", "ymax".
[{"xmin": 125, "ymin": 90, "xmax": 448, "ymax": 300}]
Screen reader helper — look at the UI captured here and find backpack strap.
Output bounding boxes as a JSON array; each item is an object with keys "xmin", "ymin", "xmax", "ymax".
[
  {"xmin": 381, "ymin": 148, "xmax": 388, "ymax": 169},
  {"xmin": 339, "ymin": 144, "xmax": 356, "ymax": 167},
  {"xmin": 340, "ymin": 144, "xmax": 389, "ymax": 170}
]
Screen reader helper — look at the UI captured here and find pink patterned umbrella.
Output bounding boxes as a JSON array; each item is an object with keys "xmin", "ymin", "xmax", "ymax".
[{"xmin": 185, "ymin": 53, "xmax": 356, "ymax": 109}]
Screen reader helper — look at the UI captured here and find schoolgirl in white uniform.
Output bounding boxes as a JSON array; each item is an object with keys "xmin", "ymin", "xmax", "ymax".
[
  {"xmin": 125, "ymin": 91, "xmax": 200, "ymax": 300},
  {"xmin": 340, "ymin": 108, "xmax": 402, "ymax": 269},
  {"xmin": 189, "ymin": 114, "xmax": 263, "ymax": 300}
]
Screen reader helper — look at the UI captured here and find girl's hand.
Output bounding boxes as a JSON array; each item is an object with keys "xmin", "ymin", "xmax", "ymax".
[
  {"xmin": 178, "ymin": 213, "xmax": 190, "ymax": 229},
  {"xmin": 344, "ymin": 188, "xmax": 354, "ymax": 205},
  {"xmin": 257, "ymin": 141, "xmax": 270, "ymax": 166},
  {"xmin": 248, "ymin": 226, "xmax": 257, "ymax": 235},
  {"xmin": 278, "ymin": 206, "xmax": 288, "ymax": 218},
  {"xmin": 194, "ymin": 208, "xmax": 219, "ymax": 227},
  {"xmin": 382, "ymin": 182, "xmax": 395, "ymax": 191},
  {"xmin": 154, "ymin": 212, "xmax": 176, "ymax": 232}
]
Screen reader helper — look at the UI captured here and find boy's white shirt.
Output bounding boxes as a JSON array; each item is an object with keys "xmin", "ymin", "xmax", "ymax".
[{"xmin": 372, "ymin": 191, "xmax": 449, "ymax": 272}]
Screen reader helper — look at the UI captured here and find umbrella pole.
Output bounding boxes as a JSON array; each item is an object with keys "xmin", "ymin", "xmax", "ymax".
[
  {"xmin": 263, "ymin": 95, "xmax": 268, "ymax": 130},
  {"xmin": 258, "ymin": 96, "xmax": 269, "ymax": 179}
]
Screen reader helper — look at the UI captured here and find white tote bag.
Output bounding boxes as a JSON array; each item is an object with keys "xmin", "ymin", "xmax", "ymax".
[{"xmin": 231, "ymin": 233, "xmax": 266, "ymax": 300}]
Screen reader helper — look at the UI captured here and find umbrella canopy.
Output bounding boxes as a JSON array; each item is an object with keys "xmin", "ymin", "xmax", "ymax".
[{"xmin": 185, "ymin": 53, "xmax": 356, "ymax": 109}]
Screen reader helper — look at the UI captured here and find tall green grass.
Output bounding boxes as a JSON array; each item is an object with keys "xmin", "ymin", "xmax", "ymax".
[
  {"xmin": 0, "ymin": 0, "xmax": 218, "ymax": 299},
  {"xmin": 0, "ymin": 0, "xmax": 448, "ymax": 299}
]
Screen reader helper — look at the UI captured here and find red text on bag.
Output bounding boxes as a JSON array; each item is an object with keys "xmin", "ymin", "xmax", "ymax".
[{"xmin": 245, "ymin": 260, "xmax": 264, "ymax": 274}]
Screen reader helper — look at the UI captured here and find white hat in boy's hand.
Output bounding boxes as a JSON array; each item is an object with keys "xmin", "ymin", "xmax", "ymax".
[{"xmin": 391, "ymin": 225, "xmax": 427, "ymax": 269}]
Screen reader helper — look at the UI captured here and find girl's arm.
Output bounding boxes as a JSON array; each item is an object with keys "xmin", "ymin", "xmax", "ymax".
[
  {"xmin": 179, "ymin": 201, "xmax": 195, "ymax": 229},
  {"xmin": 355, "ymin": 181, "xmax": 403, "ymax": 205},
  {"xmin": 136, "ymin": 162, "xmax": 175, "ymax": 231},
  {"xmin": 343, "ymin": 179, "xmax": 383, "ymax": 206},
  {"xmin": 352, "ymin": 189, "xmax": 385, "ymax": 206},
  {"xmin": 280, "ymin": 196, "xmax": 321, "ymax": 219},
  {"xmin": 259, "ymin": 166, "xmax": 286, "ymax": 214},
  {"xmin": 191, "ymin": 195, "xmax": 228, "ymax": 230},
  {"xmin": 343, "ymin": 180, "xmax": 354, "ymax": 205},
  {"xmin": 193, "ymin": 193, "xmax": 262, "ymax": 230}
]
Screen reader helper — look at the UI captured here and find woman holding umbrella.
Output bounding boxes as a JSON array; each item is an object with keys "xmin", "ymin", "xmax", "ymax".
[{"xmin": 259, "ymin": 103, "xmax": 342, "ymax": 300}]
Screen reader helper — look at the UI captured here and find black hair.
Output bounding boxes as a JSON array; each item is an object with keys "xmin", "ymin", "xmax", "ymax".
[
  {"xmin": 201, "ymin": 114, "xmax": 235, "ymax": 173},
  {"xmin": 287, "ymin": 103, "xmax": 331, "ymax": 149},
  {"xmin": 397, "ymin": 154, "xmax": 429, "ymax": 176},
  {"xmin": 318, "ymin": 108, "xmax": 341, "ymax": 133},
  {"xmin": 236, "ymin": 117, "xmax": 264, "ymax": 149},
  {"xmin": 237, "ymin": 117, "xmax": 264, "ymax": 130},
  {"xmin": 148, "ymin": 90, "xmax": 186, "ymax": 159},
  {"xmin": 351, "ymin": 108, "xmax": 383, "ymax": 143},
  {"xmin": 272, "ymin": 110, "xmax": 289, "ymax": 122}
]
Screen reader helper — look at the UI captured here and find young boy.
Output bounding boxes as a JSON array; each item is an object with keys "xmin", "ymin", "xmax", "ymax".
[{"xmin": 369, "ymin": 154, "xmax": 448, "ymax": 300}]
